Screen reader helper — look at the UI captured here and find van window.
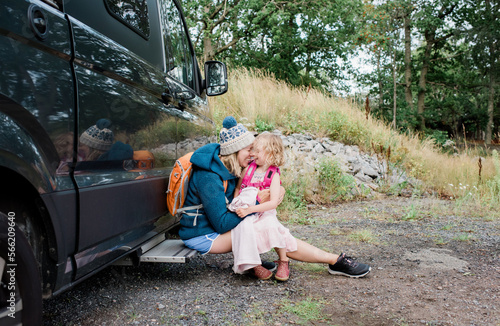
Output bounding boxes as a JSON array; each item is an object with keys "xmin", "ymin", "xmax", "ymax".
[
  {"xmin": 105, "ymin": 0, "xmax": 150, "ymax": 38},
  {"xmin": 158, "ymin": 0, "xmax": 194, "ymax": 89}
]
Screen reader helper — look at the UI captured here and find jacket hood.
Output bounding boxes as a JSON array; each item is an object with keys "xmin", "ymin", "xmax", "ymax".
[{"xmin": 190, "ymin": 143, "xmax": 237, "ymax": 180}]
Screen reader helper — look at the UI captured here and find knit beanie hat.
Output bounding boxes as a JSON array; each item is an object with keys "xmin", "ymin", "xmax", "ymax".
[
  {"xmin": 219, "ymin": 116, "xmax": 255, "ymax": 155},
  {"xmin": 80, "ymin": 119, "xmax": 114, "ymax": 151}
]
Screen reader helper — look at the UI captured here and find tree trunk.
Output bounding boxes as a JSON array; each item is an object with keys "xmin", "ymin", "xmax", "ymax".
[
  {"xmin": 377, "ymin": 51, "xmax": 383, "ymax": 112},
  {"xmin": 202, "ymin": 4, "xmax": 214, "ymax": 62},
  {"xmin": 393, "ymin": 47, "xmax": 397, "ymax": 129},
  {"xmin": 485, "ymin": 57, "xmax": 496, "ymax": 145},
  {"xmin": 416, "ymin": 31, "xmax": 434, "ymax": 131},
  {"xmin": 203, "ymin": 34, "xmax": 214, "ymax": 62},
  {"xmin": 485, "ymin": 0, "xmax": 496, "ymax": 144},
  {"xmin": 404, "ymin": 13, "xmax": 412, "ymax": 110}
]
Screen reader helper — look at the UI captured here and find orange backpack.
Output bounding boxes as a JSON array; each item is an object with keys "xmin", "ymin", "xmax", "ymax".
[
  {"xmin": 133, "ymin": 150, "xmax": 155, "ymax": 170},
  {"xmin": 166, "ymin": 152, "xmax": 228, "ymax": 217}
]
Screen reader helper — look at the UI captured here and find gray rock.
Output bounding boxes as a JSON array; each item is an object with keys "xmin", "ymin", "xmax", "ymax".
[
  {"xmin": 355, "ymin": 172, "xmax": 372, "ymax": 183},
  {"xmin": 362, "ymin": 164, "xmax": 380, "ymax": 178}
]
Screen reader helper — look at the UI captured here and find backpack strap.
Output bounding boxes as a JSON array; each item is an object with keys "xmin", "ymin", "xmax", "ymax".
[
  {"xmin": 180, "ymin": 178, "xmax": 229, "ymax": 226},
  {"xmin": 261, "ymin": 165, "xmax": 280, "ymax": 189},
  {"xmin": 240, "ymin": 161, "xmax": 256, "ymax": 189}
]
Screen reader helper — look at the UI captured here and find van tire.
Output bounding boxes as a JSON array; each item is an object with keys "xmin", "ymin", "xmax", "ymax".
[{"xmin": 0, "ymin": 212, "xmax": 42, "ymax": 325}]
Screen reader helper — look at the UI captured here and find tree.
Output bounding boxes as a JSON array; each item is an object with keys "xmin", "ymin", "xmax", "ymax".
[
  {"xmin": 414, "ymin": 0, "xmax": 458, "ymax": 130},
  {"xmin": 183, "ymin": 0, "xmax": 364, "ymax": 87},
  {"xmin": 356, "ymin": 0, "xmax": 414, "ymax": 129},
  {"xmin": 459, "ymin": 0, "xmax": 499, "ymax": 144}
]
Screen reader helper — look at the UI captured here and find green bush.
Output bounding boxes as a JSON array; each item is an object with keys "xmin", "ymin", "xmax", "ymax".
[
  {"xmin": 321, "ymin": 111, "xmax": 367, "ymax": 145},
  {"xmin": 317, "ymin": 157, "xmax": 356, "ymax": 201},
  {"xmin": 426, "ymin": 129, "xmax": 450, "ymax": 148},
  {"xmin": 254, "ymin": 118, "xmax": 275, "ymax": 132},
  {"xmin": 279, "ymin": 173, "xmax": 309, "ymax": 218}
]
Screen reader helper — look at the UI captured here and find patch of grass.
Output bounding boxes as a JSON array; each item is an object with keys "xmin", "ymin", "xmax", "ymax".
[
  {"xmin": 329, "ymin": 228, "xmax": 343, "ymax": 236},
  {"xmin": 281, "ymin": 297, "xmax": 327, "ymax": 324},
  {"xmin": 243, "ymin": 303, "xmax": 271, "ymax": 326},
  {"xmin": 361, "ymin": 206, "xmax": 396, "ymax": 220},
  {"xmin": 287, "ymin": 215, "xmax": 329, "ymax": 225},
  {"xmin": 348, "ymin": 229, "xmax": 377, "ymax": 243},
  {"xmin": 453, "ymin": 233, "xmax": 475, "ymax": 241},
  {"xmin": 441, "ymin": 223, "xmax": 455, "ymax": 231},
  {"xmin": 293, "ymin": 262, "xmax": 325, "ymax": 274},
  {"xmin": 127, "ymin": 310, "xmax": 140, "ymax": 321},
  {"xmin": 434, "ymin": 237, "xmax": 448, "ymax": 245},
  {"xmin": 401, "ymin": 203, "xmax": 424, "ymax": 221}
]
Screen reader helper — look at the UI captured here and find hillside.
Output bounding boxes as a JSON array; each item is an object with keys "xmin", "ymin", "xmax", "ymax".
[{"xmin": 209, "ymin": 68, "xmax": 500, "ymax": 218}]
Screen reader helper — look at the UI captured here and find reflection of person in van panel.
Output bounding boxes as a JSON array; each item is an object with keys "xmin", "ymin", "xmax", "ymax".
[
  {"xmin": 79, "ymin": 119, "xmax": 115, "ymax": 161},
  {"xmin": 54, "ymin": 131, "xmax": 76, "ymax": 173},
  {"xmin": 55, "ymin": 131, "xmax": 89, "ymax": 174}
]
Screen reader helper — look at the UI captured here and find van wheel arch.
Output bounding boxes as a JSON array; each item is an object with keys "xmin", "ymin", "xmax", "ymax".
[{"xmin": 0, "ymin": 168, "xmax": 56, "ymax": 297}]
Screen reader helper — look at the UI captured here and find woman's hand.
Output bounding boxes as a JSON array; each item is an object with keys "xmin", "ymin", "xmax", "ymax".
[{"xmin": 257, "ymin": 186, "xmax": 285, "ymax": 204}]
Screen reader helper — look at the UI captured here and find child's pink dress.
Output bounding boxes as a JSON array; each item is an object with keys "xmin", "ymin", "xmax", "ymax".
[{"xmin": 230, "ymin": 162, "xmax": 297, "ymax": 274}]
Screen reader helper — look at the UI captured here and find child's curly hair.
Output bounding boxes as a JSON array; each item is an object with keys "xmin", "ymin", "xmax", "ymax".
[{"xmin": 253, "ymin": 133, "xmax": 285, "ymax": 167}]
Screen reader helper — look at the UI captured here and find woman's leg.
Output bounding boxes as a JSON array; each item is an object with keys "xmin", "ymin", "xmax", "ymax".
[
  {"xmin": 286, "ymin": 238, "xmax": 339, "ymax": 265},
  {"xmin": 208, "ymin": 231, "xmax": 233, "ymax": 254}
]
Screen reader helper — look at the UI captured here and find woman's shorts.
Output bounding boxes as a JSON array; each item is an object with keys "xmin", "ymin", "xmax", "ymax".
[{"xmin": 183, "ymin": 232, "xmax": 220, "ymax": 255}]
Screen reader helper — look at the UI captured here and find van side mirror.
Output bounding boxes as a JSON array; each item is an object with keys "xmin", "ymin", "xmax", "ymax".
[{"xmin": 204, "ymin": 61, "xmax": 228, "ymax": 96}]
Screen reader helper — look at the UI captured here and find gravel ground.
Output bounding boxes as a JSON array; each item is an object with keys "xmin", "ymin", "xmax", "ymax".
[{"xmin": 43, "ymin": 196, "xmax": 500, "ymax": 326}]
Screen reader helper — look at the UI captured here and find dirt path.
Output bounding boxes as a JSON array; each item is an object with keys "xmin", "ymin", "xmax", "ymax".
[{"xmin": 43, "ymin": 197, "xmax": 499, "ymax": 325}]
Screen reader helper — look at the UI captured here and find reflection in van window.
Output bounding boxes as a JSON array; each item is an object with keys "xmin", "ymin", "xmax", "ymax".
[
  {"xmin": 159, "ymin": 0, "xmax": 194, "ymax": 89},
  {"xmin": 105, "ymin": 0, "xmax": 150, "ymax": 38}
]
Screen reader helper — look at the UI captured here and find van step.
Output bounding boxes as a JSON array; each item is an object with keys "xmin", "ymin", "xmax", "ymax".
[
  {"xmin": 140, "ymin": 239, "xmax": 198, "ymax": 263},
  {"xmin": 113, "ymin": 239, "xmax": 198, "ymax": 266}
]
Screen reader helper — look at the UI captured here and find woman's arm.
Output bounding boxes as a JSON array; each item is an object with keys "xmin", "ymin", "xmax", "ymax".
[
  {"xmin": 236, "ymin": 173, "xmax": 281, "ymax": 217},
  {"xmin": 197, "ymin": 171, "xmax": 242, "ymax": 233}
]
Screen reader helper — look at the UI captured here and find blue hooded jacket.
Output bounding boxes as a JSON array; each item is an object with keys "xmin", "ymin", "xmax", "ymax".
[{"xmin": 178, "ymin": 143, "xmax": 242, "ymax": 240}]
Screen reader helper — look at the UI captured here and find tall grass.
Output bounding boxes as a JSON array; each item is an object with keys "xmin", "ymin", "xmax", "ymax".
[{"xmin": 210, "ymin": 68, "xmax": 498, "ymax": 213}]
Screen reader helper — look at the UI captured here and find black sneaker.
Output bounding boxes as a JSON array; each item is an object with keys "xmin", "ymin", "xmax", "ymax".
[
  {"xmin": 328, "ymin": 253, "xmax": 371, "ymax": 278},
  {"xmin": 261, "ymin": 261, "xmax": 277, "ymax": 272}
]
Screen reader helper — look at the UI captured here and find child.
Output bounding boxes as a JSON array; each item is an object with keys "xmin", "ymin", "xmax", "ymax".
[{"xmin": 230, "ymin": 133, "xmax": 297, "ymax": 281}]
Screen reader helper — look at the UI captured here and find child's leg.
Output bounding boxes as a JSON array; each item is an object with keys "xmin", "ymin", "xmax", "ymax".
[
  {"xmin": 275, "ymin": 247, "xmax": 289, "ymax": 261},
  {"xmin": 274, "ymin": 247, "xmax": 290, "ymax": 281}
]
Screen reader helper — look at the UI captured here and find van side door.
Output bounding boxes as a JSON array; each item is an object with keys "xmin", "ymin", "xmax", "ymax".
[{"xmin": 64, "ymin": 0, "xmax": 181, "ymax": 279}]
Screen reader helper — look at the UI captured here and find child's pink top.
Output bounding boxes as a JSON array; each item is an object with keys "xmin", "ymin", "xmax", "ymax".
[{"xmin": 240, "ymin": 162, "xmax": 281, "ymax": 201}]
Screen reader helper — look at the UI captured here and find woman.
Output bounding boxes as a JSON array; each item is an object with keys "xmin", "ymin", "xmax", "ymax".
[{"xmin": 179, "ymin": 116, "xmax": 371, "ymax": 280}]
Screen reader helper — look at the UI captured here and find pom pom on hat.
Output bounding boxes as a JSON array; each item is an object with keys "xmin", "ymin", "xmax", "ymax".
[
  {"xmin": 80, "ymin": 119, "xmax": 114, "ymax": 151},
  {"xmin": 219, "ymin": 116, "xmax": 254, "ymax": 155},
  {"xmin": 96, "ymin": 118, "xmax": 112, "ymax": 130},
  {"xmin": 222, "ymin": 116, "xmax": 237, "ymax": 129}
]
